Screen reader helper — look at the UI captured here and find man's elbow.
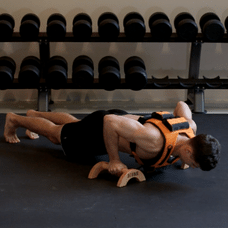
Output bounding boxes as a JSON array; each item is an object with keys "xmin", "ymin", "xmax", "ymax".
[
  {"xmin": 176, "ymin": 101, "xmax": 190, "ymax": 112},
  {"xmin": 177, "ymin": 101, "xmax": 186, "ymax": 107},
  {"xmin": 174, "ymin": 101, "xmax": 184, "ymax": 116}
]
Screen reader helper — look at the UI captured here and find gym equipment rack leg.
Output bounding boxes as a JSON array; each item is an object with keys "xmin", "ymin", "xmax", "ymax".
[
  {"xmin": 38, "ymin": 39, "xmax": 50, "ymax": 112},
  {"xmin": 187, "ymin": 42, "xmax": 205, "ymax": 113}
]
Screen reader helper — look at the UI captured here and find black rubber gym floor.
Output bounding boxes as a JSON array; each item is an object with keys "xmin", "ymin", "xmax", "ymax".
[{"xmin": 0, "ymin": 113, "xmax": 228, "ymax": 228}]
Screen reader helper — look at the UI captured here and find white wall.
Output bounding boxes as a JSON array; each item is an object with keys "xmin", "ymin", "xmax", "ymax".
[{"xmin": 1, "ymin": 0, "xmax": 228, "ymax": 112}]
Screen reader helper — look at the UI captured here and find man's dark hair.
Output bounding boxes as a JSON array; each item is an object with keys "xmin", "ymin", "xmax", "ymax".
[{"xmin": 191, "ymin": 134, "xmax": 221, "ymax": 171}]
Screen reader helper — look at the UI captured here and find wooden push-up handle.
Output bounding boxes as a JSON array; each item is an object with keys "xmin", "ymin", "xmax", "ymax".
[{"xmin": 88, "ymin": 161, "xmax": 146, "ymax": 187}]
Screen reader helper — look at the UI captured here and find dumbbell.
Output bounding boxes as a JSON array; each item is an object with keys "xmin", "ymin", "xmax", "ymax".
[
  {"xmin": 124, "ymin": 56, "xmax": 147, "ymax": 91},
  {"xmin": 149, "ymin": 12, "xmax": 172, "ymax": 40},
  {"xmin": 46, "ymin": 13, "xmax": 66, "ymax": 40},
  {"xmin": 200, "ymin": 12, "xmax": 224, "ymax": 41},
  {"xmin": 223, "ymin": 17, "xmax": 228, "ymax": 36},
  {"xmin": 73, "ymin": 13, "xmax": 92, "ymax": 40},
  {"xmin": 72, "ymin": 55, "xmax": 94, "ymax": 87},
  {"xmin": 0, "ymin": 56, "xmax": 16, "ymax": 90},
  {"xmin": 0, "ymin": 13, "xmax": 15, "ymax": 40},
  {"xmin": 98, "ymin": 12, "xmax": 120, "ymax": 40},
  {"xmin": 124, "ymin": 12, "xmax": 145, "ymax": 40},
  {"xmin": 18, "ymin": 56, "xmax": 41, "ymax": 87},
  {"xmin": 20, "ymin": 13, "xmax": 40, "ymax": 40},
  {"xmin": 98, "ymin": 56, "xmax": 121, "ymax": 91},
  {"xmin": 174, "ymin": 12, "xmax": 198, "ymax": 41},
  {"xmin": 46, "ymin": 56, "xmax": 68, "ymax": 89}
]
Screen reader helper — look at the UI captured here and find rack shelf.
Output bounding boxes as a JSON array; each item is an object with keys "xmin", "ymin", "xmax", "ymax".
[
  {"xmin": 6, "ymin": 78, "xmax": 228, "ymax": 90},
  {"xmin": 1, "ymin": 32, "xmax": 228, "ymax": 43}
]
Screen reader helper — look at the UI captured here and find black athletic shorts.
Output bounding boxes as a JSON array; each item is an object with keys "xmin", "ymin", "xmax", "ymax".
[{"xmin": 61, "ymin": 109, "xmax": 128, "ymax": 161}]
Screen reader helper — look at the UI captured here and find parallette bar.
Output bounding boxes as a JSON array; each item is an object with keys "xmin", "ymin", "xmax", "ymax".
[{"xmin": 88, "ymin": 161, "xmax": 146, "ymax": 187}]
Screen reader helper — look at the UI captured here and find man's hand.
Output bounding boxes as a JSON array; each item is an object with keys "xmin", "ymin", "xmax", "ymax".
[{"xmin": 108, "ymin": 160, "xmax": 127, "ymax": 176}]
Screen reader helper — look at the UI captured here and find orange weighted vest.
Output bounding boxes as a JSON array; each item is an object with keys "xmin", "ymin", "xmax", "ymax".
[{"xmin": 131, "ymin": 111, "xmax": 195, "ymax": 170}]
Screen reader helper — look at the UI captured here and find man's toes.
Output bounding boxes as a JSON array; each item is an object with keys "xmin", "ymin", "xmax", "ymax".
[
  {"xmin": 31, "ymin": 133, "xmax": 39, "ymax": 139},
  {"xmin": 9, "ymin": 136, "xmax": 20, "ymax": 143},
  {"xmin": 26, "ymin": 130, "xmax": 39, "ymax": 140}
]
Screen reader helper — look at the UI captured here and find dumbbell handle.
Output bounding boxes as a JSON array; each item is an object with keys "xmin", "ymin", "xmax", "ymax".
[{"xmin": 88, "ymin": 161, "xmax": 146, "ymax": 187}]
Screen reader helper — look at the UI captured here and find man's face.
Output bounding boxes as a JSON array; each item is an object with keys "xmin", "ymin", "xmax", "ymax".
[{"xmin": 179, "ymin": 145, "xmax": 199, "ymax": 169}]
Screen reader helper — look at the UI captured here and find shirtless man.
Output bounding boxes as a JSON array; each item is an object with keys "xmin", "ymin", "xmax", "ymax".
[{"xmin": 4, "ymin": 101, "xmax": 221, "ymax": 176}]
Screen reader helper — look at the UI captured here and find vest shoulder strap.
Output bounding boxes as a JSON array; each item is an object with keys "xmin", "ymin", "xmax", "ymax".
[{"xmin": 151, "ymin": 111, "xmax": 174, "ymax": 120}]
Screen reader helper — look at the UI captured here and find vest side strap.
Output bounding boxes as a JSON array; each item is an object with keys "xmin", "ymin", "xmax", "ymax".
[{"xmin": 132, "ymin": 152, "xmax": 144, "ymax": 165}]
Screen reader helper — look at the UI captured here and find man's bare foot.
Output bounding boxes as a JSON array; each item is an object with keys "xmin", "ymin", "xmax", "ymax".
[
  {"xmin": 26, "ymin": 110, "xmax": 39, "ymax": 140},
  {"xmin": 25, "ymin": 130, "xmax": 39, "ymax": 140},
  {"xmin": 4, "ymin": 113, "xmax": 20, "ymax": 143}
]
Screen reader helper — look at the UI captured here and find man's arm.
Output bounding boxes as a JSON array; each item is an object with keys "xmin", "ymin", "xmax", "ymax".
[
  {"xmin": 103, "ymin": 115, "xmax": 151, "ymax": 175},
  {"xmin": 173, "ymin": 101, "xmax": 197, "ymax": 134}
]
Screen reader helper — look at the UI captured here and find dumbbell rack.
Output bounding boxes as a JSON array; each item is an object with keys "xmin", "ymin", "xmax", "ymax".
[{"xmin": 2, "ymin": 32, "xmax": 228, "ymax": 113}]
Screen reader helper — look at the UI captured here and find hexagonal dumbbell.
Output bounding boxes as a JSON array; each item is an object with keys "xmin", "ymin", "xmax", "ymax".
[
  {"xmin": 0, "ymin": 56, "xmax": 16, "ymax": 90},
  {"xmin": 149, "ymin": 12, "xmax": 172, "ymax": 40},
  {"xmin": 46, "ymin": 56, "xmax": 68, "ymax": 89},
  {"xmin": 72, "ymin": 55, "xmax": 94, "ymax": 87},
  {"xmin": 73, "ymin": 13, "xmax": 92, "ymax": 40},
  {"xmin": 200, "ymin": 12, "xmax": 224, "ymax": 41},
  {"xmin": 20, "ymin": 13, "xmax": 40, "ymax": 40},
  {"xmin": 0, "ymin": 13, "xmax": 15, "ymax": 40},
  {"xmin": 124, "ymin": 12, "xmax": 145, "ymax": 40},
  {"xmin": 46, "ymin": 13, "xmax": 66, "ymax": 40},
  {"xmin": 174, "ymin": 12, "xmax": 198, "ymax": 41},
  {"xmin": 18, "ymin": 56, "xmax": 41, "ymax": 87},
  {"xmin": 124, "ymin": 56, "xmax": 147, "ymax": 91},
  {"xmin": 98, "ymin": 12, "xmax": 120, "ymax": 40},
  {"xmin": 98, "ymin": 56, "xmax": 121, "ymax": 91}
]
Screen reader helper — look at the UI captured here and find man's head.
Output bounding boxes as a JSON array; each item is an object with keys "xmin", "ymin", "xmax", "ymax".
[{"xmin": 190, "ymin": 134, "xmax": 221, "ymax": 171}]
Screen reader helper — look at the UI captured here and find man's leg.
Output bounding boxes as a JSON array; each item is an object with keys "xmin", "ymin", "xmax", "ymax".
[
  {"xmin": 26, "ymin": 110, "xmax": 80, "ymax": 125},
  {"xmin": 25, "ymin": 110, "xmax": 80, "ymax": 139},
  {"xmin": 4, "ymin": 113, "xmax": 63, "ymax": 144}
]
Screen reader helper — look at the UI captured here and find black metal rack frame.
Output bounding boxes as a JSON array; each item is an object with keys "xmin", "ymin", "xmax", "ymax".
[{"xmin": 1, "ymin": 32, "xmax": 228, "ymax": 113}]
